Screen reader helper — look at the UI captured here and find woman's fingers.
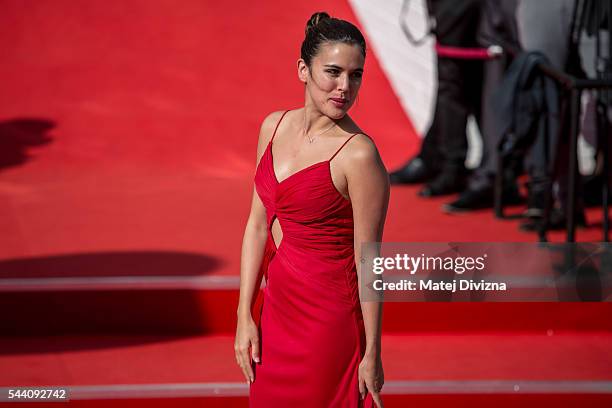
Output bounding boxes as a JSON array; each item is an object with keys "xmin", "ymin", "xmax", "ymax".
[
  {"xmin": 234, "ymin": 348, "xmax": 248, "ymax": 383},
  {"xmin": 234, "ymin": 342, "xmax": 254, "ymax": 384},
  {"xmin": 366, "ymin": 377, "xmax": 384, "ymax": 403},
  {"xmin": 358, "ymin": 376, "xmax": 366, "ymax": 400},
  {"xmin": 251, "ymin": 336, "xmax": 260, "ymax": 363},
  {"xmin": 366, "ymin": 377, "xmax": 384, "ymax": 407},
  {"xmin": 234, "ymin": 318, "xmax": 259, "ymax": 384},
  {"xmin": 371, "ymin": 390, "xmax": 384, "ymax": 408},
  {"xmin": 241, "ymin": 346, "xmax": 255, "ymax": 383}
]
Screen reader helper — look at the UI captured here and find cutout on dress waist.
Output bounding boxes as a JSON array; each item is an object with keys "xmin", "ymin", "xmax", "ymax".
[{"xmin": 270, "ymin": 215, "xmax": 283, "ymax": 250}]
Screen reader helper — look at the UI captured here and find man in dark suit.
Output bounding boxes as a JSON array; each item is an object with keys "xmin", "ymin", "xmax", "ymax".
[{"xmin": 390, "ymin": 0, "xmax": 484, "ymax": 197}]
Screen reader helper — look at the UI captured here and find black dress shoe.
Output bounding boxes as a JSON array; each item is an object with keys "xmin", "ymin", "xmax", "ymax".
[
  {"xmin": 389, "ymin": 157, "xmax": 438, "ymax": 185},
  {"xmin": 443, "ymin": 184, "xmax": 523, "ymax": 213},
  {"xmin": 418, "ymin": 171, "xmax": 467, "ymax": 197}
]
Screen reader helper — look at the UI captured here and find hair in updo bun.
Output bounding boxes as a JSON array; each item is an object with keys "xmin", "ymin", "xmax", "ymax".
[
  {"xmin": 305, "ymin": 12, "xmax": 331, "ymax": 35},
  {"xmin": 301, "ymin": 11, "xmax": 366, "ymax": 67}
]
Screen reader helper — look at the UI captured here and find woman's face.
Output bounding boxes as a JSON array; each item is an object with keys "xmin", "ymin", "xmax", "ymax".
[{"xmin": 299, "ymin": 42, "xmax": 364, "ymax": 119}]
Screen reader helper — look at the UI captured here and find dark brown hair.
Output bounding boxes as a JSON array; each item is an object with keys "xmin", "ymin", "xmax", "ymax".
[{"xmin": 300, "ymin": 12, "xmax": 366, "ymax": 67}]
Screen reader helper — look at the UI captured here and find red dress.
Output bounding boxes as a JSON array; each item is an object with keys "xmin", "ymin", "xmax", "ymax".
[{"xmin": 250, "ymin": 110, "xmax": 375, "ymax": 407}]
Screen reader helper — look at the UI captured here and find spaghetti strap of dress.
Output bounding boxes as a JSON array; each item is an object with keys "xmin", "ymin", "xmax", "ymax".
[
  {"xmin": 270, "ymin": 110, "xmax": 290, "ymax": 144},
  {"xmin": 329, "ymin": 133, "xmax": 360, "ymax": 161}
]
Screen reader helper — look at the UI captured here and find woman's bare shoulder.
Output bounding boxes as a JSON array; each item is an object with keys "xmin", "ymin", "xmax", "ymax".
[
  {"xmin": 254, "ymin": 110, "xmax": 291, "ymax": 161},
  {"xmin": 341, "ymin": 133, "xmax": 389, "ymax": 196},
  {"xmin": 343, "ymin": 133, "xmax": 380, "ymax": 163},
  {"xmin": 258, "ymin": 110, "xmax": 290, "ymax": 145}
]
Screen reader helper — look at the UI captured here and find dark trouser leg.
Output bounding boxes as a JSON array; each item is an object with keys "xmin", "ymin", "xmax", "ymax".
[
  {"xmin": 419, "ymin": 57, "xmax": 482, "ymax": 196},
  {"xmin": 469, "ymin": 56, "xmax": 506, "ymax": 191},
  {"xmin": 418, "ymin": 106, "xmax": 443, "ymax": 168},
  {"xmin": 436, "ymin": 56, "xmax": 472, "ymax": 173},
  {"xmin": 426, "ymin": 0, "xmax": 482, "ymax": 168}
]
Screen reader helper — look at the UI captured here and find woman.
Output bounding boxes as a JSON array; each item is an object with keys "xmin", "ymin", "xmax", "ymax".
[{"xmin": 235, "ymin": 11, "xmax": 389, "ymax": 408}]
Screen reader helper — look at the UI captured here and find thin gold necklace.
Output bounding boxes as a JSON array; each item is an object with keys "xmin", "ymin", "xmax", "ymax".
[{"xmin": 303, "ymin": 114, "xmax": 337, "ymax": 144}]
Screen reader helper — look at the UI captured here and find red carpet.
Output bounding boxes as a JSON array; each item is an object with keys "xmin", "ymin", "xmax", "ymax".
[
  {"xmin": 1, "ymin": 0, "xmax": 610, "ymax": 407},
  {"xmin": 2, "ymin": 333, "xmax": 611, "ymax": 406},
  {"xmin": 3, "ymin": 333, "xmax": 611, "ymax": 385}
]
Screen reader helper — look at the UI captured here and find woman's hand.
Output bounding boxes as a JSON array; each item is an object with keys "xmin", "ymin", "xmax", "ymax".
[
  {"xmin": 358, "ymin": 352, "xmax": 384, "ymax": 407},
  {"xmin": 234, "ymin": 315, "xmax": 260, "ymax": 384}
]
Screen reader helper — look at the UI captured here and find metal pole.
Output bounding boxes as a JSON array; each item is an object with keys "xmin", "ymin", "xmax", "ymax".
[
  {"xmin": 567, "ymin": 88, "xmax": 582, "ymax": 242},
  {"xmin": 595, "ymin": 0, "xmax": 610, "ymax": 242},
  {"xmin": 494, "ymin": 156, "xmax": 504, "ymax": 218},
  {"xmin": 601, "ymin": 100, "xmax": 610, "ymax": 241}
]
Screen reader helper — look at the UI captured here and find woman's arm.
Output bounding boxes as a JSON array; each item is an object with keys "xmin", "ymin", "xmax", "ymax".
[
  {"xmin": 235, "ymin": 111, "xmax": 284, "ymax": 384},
  {"xmin": 236, "ymin": 188, "xmax": 268, "ymax": 321},
  {"xmin": 345, "ymin": 134, "xmax": 390, "ymax": 407}
]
